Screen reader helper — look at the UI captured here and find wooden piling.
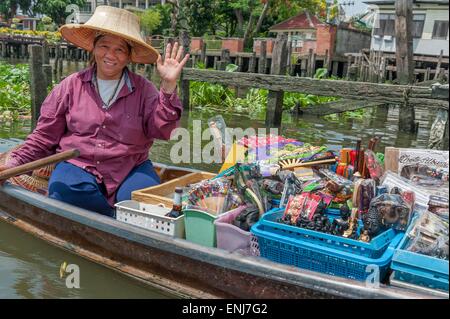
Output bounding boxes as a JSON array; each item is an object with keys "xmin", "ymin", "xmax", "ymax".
[
  {"xmin": 42, "ymin": 42, "xmax": 50, "ymax": 64},
  {"xmin": 300, "ymin": 58, "xmax": 307, "ymax": 77},
  {"xmin": 331, "ymin": 61, "xmax": 339, "ymax": 77},
  {"xmin": 58, "ymin": 55, "xmax": 63, "ymax": 82},
  {"xmin": 248, "ymin": 52, "xmax": 257, "ymax": 73},
  {"xmin": 200, "ymin": 42, "xmax": 207, "ymax": 66},
  {"xmin": 286, "ymin": 41, "xmax": 292, "ymax": 75},
  {"xmin": 42, "ymin": 64, "xmax": 53, "ymax": 91},
  {"xmin": 258, "ymin": 41, "xmax": 267, "ymax": 74},
  {"xmin": 434, "ymin": 49, "xmax": 444, "ymax": 80},
  {"xmin": 265, "ymin": 34, "xmax": 288, "ymax": 128},
  {"xmin": 179, "ymin": 31, "xmax": 191, "ymax": 111},
  {"xmin": 396, "ymin": 0, "xmax": 416, "ymax": 133},
  {"xmin": 380, "ymin": 56, "xmax": 387, "ymax": 83},
  {"xmin": 30, "ymin": 45, "xmax": 47, "ymax": 129}
]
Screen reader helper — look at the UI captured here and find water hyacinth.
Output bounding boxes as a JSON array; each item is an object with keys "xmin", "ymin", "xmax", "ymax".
[{"xmin": 0, "ymin": 62, "xmax": 31, "ymax": 121}]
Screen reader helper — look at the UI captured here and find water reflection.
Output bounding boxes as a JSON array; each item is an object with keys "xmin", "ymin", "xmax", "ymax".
[{"xmin": 0, "ymin": 220, "xmax": 176, "ymax": 299}]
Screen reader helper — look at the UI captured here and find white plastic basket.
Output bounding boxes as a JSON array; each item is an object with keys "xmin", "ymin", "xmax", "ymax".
[{"xmin": 115, "ymin": 200, "xmax": 185, "ymax": 238}]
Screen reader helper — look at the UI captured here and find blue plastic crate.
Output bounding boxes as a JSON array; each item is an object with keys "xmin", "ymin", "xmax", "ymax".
[
  {"xmin": 258, "ymin": 210, "xmax": 398, "ymax": 259},
  {"xmin": 391, "ymin": 218, "xmax": 449, "ymax": 292},
  {"xmin": 251, "ymin": 220, "xmax": 403, "ymax": 281}
]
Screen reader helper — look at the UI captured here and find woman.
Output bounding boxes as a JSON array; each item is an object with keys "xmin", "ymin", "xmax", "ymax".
[{"xmin": 0, "ymin": 6, "xmax": 189, "ymax": 217}]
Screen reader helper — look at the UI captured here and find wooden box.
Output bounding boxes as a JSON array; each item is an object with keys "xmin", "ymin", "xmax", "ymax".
[{"xmin": 132, "ymin": 171, "xmax": 216, "ymax": 208}]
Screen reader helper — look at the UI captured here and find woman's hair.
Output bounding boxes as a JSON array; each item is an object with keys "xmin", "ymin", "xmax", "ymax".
[{"xmin": 89, "ymin": 34, "xmax": 132, "ymax": 66}]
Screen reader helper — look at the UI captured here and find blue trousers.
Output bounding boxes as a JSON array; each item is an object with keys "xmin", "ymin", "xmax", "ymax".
[{"xmin": 48, "ymin": 161, "xmax": 160, "ymax": 217}]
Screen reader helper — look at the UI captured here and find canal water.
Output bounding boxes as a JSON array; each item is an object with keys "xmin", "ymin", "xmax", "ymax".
[{"xmin": 0, "ymin": 58, "xmax": 447, "ymax": 298}]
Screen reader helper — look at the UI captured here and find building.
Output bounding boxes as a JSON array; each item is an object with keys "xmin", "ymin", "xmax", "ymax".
[
  {"xmin": 79, "ymin": 0, "xmax": 165, "ymax": 23},
  {"xmin": 268, "ymin": 11, "xmax": 371, "ymax": 59},
  {"xmin": 364, "ymin": 0, "xmax": 449, "ymax": 57}
]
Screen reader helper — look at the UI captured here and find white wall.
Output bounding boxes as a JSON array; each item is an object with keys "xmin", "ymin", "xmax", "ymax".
[{"xmin": 369, "ymin": 4, "xmax": 449, "ymax": 56}]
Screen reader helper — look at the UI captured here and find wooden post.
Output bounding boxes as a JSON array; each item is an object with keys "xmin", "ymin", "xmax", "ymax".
[
  {"xmin": 324, "ymin": 49, "xmax": 330, "ymax": 72},
  {"xmin": 248, "ymin": 52, "xmax": 257, "ymax": 73},
  {"xmin": 42, "ymin": 41, "xmax": 50, "ymax": 64},
  {"xmin": 311, "ymin": 53, "xmax": 317, "ymax": 77},
  {"xmin": 358, "ymin": 56, "xmax": 365, "ymax": 80},
  {"xmin": 58, "ymin": 54, "xmax": 63, "ymax": 82},
  {"xmin": 53, "ymin": 44, "xmax": 59, "ymax": 82},
  {"xmin": 380, "ymin": 56, "xmax": 387, "ymax": 83},
  {"xmin": 300, "ymin": 58, "xmax": 307, "ymax": 77},
  {"xmin": 346, "ymin": 55, "xmax": 352, "ymax": 79},
  {"xmin": 286, "ymin": 41, "xmax": 292, "ymax": 75},
  {"xmin": 307, "ymin": 49, "xmax": 313, "ymax": 77},
  {"xmin": 179, "ymin": 30, "xmax": 191, "ymax": 111},
  {"xmin": 200, "ymin": 42, "xmax": 207, "ymax": 66},
  {"xmin": 1, "ymin": 41, "xmax": 6, "ymax": 58},
  {"xmin": 331, "ymin": 61, "xmax": 339, "ymax": 77},
  {"xmin": 396, "ymin": 0, "xmax": 416, "ymax": 133},
  {"xmin": 434, "ymin": 49, "xmax": 444, "ymax": 80},
  {"xmin": 213, "ymin": 56, "xmax": 219, "ymax": 70},
  {"xmin": 258, "ymin": 41, "xmax": 267, "ymax": 74},
  {"xmin": 265, "ymin": 34, "xmax": 288, "ymax": 128},
  {"xmin": 42, "ymin": 64, "xmax": 53, "ymax": 91},
  {"xmin": 30, "ymin": 45, "xmax": 47, "ymax": 129},
  {"xmin": 236, "ymin": 55, "xmax": 243, "ymax": 72},
  {"xmin": 425, "ymin": 67, "xmax": 431, "ymax": 81}
]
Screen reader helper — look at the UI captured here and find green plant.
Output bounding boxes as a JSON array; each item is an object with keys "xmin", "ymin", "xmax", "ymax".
[
  {"xmin": 314, "ymin": 67, "xmax": 328, "ymax": 79},
  {"xmin": 0, "ymin": 62, "xmax": 31, "ymax": 121},
  {"xmin": 139, "ymin": 8, "xmax": 162, "ymax": 35}
]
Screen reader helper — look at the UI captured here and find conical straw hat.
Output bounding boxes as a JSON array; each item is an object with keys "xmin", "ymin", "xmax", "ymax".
[{"xmin": 59, "ymin": 5, "xmax": 159, "ymax": 64}]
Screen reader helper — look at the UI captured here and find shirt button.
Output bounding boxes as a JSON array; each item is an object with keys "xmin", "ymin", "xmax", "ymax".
[
  {"xmin": 98, "ymin": 143, "xmax": 102, "ymax": 147},
  {"xmin": 102, "ymin": 125, "xmax": 106, "ymax": 129},
  {"xmin": 172, "ymin": 111, "xmax": 176, "ymax": 115},
  {"xmin": 96, "ymin": 161, "xmax": 100, "ymax": 164}
]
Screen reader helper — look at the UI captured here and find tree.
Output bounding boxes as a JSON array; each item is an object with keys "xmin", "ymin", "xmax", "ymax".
[
  {"xmin": 0, "ymin": 0, "xmax": 32, "ymax": 20},
  {"xmin": 139, "ymin": 8, "xmax": 162, "ymax": 36},
  {"xmin": 184, "ymin": 0, "xmax": 215, "ymax": 36},
  {"xmin": 152, "ymin": 4, "xmax": 172, "ymax": 35},
  {"xmin": 33, "ymin": 0, "xmax": 86, "ymax": 25}
]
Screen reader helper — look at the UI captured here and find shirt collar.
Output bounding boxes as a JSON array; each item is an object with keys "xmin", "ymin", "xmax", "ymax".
[{"xmin": 81, "ymin": 64, "xmax": 134, "ymax": 92}]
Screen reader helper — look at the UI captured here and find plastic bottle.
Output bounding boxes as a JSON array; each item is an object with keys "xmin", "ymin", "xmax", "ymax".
[{"xmin": 165, "ymin": 187, "xmax": 183, "ymax": 218}]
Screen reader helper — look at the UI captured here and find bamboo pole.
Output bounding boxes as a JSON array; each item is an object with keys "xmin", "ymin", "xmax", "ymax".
[{"xmin": 0, "ymin": 149, "xmax": 80, "ymax": 182}]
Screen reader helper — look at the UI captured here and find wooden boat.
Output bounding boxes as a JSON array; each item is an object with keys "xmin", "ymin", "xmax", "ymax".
[{"xmin": 0, "ymin": 139, "xmax": 446, "ymax": 299}]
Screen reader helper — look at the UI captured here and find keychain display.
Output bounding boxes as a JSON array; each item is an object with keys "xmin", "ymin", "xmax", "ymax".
[
  {"xmin": 364, "ymin": 149, "xmax": 384, "ymax": 182},
  {"xmin": 185, "ymin": 177, "xmax": 236, "ymax": 215},
  {"xmin": 405, "ymin": 210, "xmax": 449, "ymax": 260}
]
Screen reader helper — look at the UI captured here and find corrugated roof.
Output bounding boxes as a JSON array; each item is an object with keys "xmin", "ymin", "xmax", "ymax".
[{"xmin": 269, "ymin": 11, "xmax": 323, "ymax": 31}]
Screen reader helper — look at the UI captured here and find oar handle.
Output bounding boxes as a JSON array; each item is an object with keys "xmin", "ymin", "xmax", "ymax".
[{"xmin": 0, "ymin": 149, "xmax": 80, "ymax": 181}]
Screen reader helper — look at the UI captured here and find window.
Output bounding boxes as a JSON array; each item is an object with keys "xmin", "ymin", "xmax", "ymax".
[
  {"xmin": 432, "ymin": 20, "xmax": 449, "ymax": 39},
  {"xmin": 412, "ymin": 14, "xmax": 425, "ymax": 38},
  {"xmin": 374, "ymin": 14, "xmax": 395, "ymax": 37},
  {"xmin": 80, "ymin": 3, "xmax": 92, "ymax": 13}
]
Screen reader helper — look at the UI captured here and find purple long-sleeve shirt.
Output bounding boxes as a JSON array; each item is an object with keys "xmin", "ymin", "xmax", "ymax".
[{"xmin": 7, "ymin": 65, "xmax": 182, "ymax": 205}]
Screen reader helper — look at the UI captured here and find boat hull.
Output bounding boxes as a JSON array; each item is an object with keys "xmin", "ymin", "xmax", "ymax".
[{"xmin": 1, "ymin": 184, "xmax": 444, "ymax": 299}]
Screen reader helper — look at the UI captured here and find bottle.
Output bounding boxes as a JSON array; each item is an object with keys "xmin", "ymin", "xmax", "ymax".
[{"xmin": 165, "ymin": 187, "xmax": 183, "ymax": 218}]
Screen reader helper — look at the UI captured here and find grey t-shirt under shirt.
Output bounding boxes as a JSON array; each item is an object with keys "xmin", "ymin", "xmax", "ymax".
[{"xmin": 97, "ymin": 76, "xmax": 125, "ymax": 109}]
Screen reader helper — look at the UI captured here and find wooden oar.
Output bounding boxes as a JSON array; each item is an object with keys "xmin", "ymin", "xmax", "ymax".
[{"xmin": 0, "ymin": 149, "xmax": 80, "ymax": 182}]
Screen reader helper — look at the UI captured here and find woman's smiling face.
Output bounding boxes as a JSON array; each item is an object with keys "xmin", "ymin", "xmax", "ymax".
[{"xmin": 93, "ymin": 35, "xmax": 131, "ymax": 80}]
